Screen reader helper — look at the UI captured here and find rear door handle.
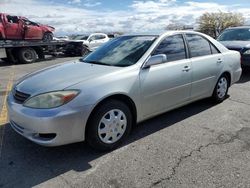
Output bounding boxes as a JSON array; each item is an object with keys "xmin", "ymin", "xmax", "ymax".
[
  {"xmin": 183, "ymin": 66, "xmax": 191, "ymax": 72},
  {"xmin": 217, "ymin": 59, "xmax": 223, "ymax": 64}
]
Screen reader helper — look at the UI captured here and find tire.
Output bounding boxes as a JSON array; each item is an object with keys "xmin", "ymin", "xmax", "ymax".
[
  {"xmin": 86, "ymin": 100, "xmax": 132, "ymax": 151},
  {"xmin": 17, "ymin": 48, "xmax": 37, "ymax": 64},
  {"xmin": 43, "ymin": 32, "xmax": 53, "ymax": 41},
  {"xmin": 212, "ymin": 75, "xmax": 229, "ymax": 103}
]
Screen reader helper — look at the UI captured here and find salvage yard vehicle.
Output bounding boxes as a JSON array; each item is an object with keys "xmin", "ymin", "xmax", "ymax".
[
  {"xmin": 218, "ymin": 26, "xmax": 250, "ymax": 68},
  {"xmin": 71, "ymin": 33, "xmax": 110, "ymax": 51},
  {"xmin": 64, "ymin": 33, "xmax": 111, "ymax": 56},
  {"xmin": 0, "ymin": 13, "xmax": 54, "ymax": 41},
  {"xmin": 7, "ymin": 31, "xmax": 242, "ymax": 151},
  {"xmin": 0, "ymin": 13, "xmax": 80, "ymax": 64}
]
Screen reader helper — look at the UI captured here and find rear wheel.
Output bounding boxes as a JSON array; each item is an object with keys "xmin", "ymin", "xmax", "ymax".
[
  {"xmin": 212, "ymin": 75, "xmax": 229, "ymax": 103},
  {"xmin": 86, "ymin": 100, "xmax": 132, "ymax": 151},
  {"xmin": 17, "ymin": 48, "xmax": 37, "ymax": 64},
  {"xmin": 43, "ymin": 32, "xmax": 53, "ymax": 41}
]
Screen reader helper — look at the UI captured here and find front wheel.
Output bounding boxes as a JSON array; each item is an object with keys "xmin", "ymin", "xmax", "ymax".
[
  {"xmin": 212, "ymin": 75, "xmax": 229, "ymax": 103},
  {"xmin": 86, "ymin": 100, "xmax": 132, "ymax": 151}
]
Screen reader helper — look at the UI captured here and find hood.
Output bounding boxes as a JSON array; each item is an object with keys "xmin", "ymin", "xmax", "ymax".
[
  {"xmin": 15, "ymin": 60, "xmax": 122, "ymax": 95},
  {"xmin": 46, "ymin": 25, "xmax": 55, "ymax": 30},
  {"xmin": 40, "ymin": 24, "xmax": 55, "ymax": 31},
  {"xmin": 219, "ymin": 41, "xmax": 250, "ymax": 50}
]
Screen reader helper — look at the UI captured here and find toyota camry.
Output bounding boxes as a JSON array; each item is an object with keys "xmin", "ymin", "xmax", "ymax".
[{"xmin": 7, "ymin": 31, "xmax": 242, "ymax": 151}]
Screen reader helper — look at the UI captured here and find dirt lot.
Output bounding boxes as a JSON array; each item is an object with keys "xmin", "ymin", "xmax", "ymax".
[{"xmin": 0, "ymin": 58, "xmax": 250, "ymax": 188}]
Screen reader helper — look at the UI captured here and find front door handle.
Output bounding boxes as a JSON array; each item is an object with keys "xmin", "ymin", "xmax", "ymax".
[{"xmin": 183, "ymin": 66, "xmax": 191, "ymax": 72}]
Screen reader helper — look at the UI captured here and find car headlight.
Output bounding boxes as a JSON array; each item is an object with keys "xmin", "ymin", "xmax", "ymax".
[
  {"xmin": 24, "ymin": 90, "xmax": 79, "ymax": 109},
  {"xmin": 243, "ymin": 49, "xmax": 250, "ymax": 55}
]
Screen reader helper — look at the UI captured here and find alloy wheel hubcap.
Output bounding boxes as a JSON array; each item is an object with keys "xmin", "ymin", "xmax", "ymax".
[
  {"xmin": 98, "ymin": 109, "xmax": 127, "ymax": 144},
  {"xmin": 217, "ymin": 77, "xmax": 228, "ymax": 99}
]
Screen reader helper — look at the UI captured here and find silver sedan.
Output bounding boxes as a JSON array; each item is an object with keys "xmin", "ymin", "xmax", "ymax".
[{"xmin": 7, "ymin": 31, "xmax": 242, "ymax": 150}]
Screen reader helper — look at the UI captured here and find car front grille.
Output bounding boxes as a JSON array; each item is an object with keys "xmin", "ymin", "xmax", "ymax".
[{"xmin": 13, "ymin": 89, "xmax": 30, "ymax": 104}]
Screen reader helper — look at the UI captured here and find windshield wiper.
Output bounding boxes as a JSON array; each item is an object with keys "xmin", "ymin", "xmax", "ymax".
[{"xmin": 83, "ymin": 60, "xmax": 112, "ymax": 66}]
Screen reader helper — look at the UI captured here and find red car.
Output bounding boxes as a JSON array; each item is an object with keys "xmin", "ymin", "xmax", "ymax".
[{"xmin": 0, "ymin": 13, "xmax": 55, "ymax": 41}]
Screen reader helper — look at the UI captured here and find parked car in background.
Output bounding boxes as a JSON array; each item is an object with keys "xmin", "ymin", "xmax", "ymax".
[
  {"xmin": 71, "ymin": 33, "xmax": 110, "ymax": 51},
  {"xmin": 0, "ymin": 13, "xmax": 55, "ymax": 41},
  {"xmin": 64, "ymin": 33, "xmax": 111, "ymax": 56},
  {"xmin": 218, "ymin": 26, "xmax": 250, "ymax": 67},
  {"xmin": 7, "ymin": 31, "xmax": 241, "ymax": 151}
]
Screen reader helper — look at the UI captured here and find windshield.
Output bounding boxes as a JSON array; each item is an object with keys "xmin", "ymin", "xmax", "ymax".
[
  {"xmin": 73, "ymin": 35, "xmax": 89, "ymax": 40},
  {"xmin": 22, "ymin": 19, "xmax": 38, "ymax": 26},
  {"xmin": 81, "ymin": 36, "xmax": 156, "ymax": 67},
  {"xmin": 218, "ymin": 28, "xmax": 250, "ymax": 41}
]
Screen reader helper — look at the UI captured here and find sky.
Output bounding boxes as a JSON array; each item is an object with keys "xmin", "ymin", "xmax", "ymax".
[{"xmin": 1, "ymin": 0, "xmax": 250, "ymax": 36}]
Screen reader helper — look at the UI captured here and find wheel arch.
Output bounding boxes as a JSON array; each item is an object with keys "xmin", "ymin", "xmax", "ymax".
[
  {"xmin": 85, "ymin": 94, "xmax": 138, "ymax": 138},
  {"xmin": 43, "ymin": 31, "xmax": 53, "ymax": 35},
  {"xmin": 221, "ymin": 71, "xmax": 231, "ymax": 86}
]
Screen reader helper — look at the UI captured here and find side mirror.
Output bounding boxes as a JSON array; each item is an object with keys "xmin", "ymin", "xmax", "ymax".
[{"xmin": 143, "ymin": 54, "xmax": 167, "ymax": 68}]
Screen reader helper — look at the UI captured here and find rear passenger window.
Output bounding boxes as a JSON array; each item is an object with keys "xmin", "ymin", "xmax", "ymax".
[
  {"xmin": 95, "ymin": 35, "xmax": 106, "ymax": 40},
  {"xmin": 186, "ymin": 34, "xmax": 212, "ymax": 57},
  {"xmin": 152, "ymin": 34, "xmax": 186, "ymax": 62}
]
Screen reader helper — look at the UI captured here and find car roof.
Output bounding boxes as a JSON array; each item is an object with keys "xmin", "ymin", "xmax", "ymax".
[
  {"xmin": 225, "ymin": 26, "xmax": 250, "ymax": 30},
  {"xmin": 122, "ymin": 30, "xmax": 201, "ymax": 37}
]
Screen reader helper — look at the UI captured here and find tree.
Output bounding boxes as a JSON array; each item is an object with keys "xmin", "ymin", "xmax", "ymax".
[{"xmin": 197, "ymin": 12, "xmax": 245, "ymax": 38}]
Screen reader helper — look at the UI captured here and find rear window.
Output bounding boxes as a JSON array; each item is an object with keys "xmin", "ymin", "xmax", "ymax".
[
  {"xmin": 186, "ymin": 34, "xmax": 212, "ymax": 58},
  {"xmin": 218, "ymin": 28, "xmax": 250, "ymax": 41}
]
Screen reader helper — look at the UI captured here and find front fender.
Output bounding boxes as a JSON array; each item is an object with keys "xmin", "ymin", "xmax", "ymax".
[
  {"xmin": 41, "ymin": 25, "xmax": 55, "ymax": 33},
  {"xmin": 66, "ymin": 66, "xmax": 143, "ymax": 121}
]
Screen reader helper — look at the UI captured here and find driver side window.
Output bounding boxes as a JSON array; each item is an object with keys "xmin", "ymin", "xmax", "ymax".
[{"xmin": 152, "ymin": 34, "xmax": 187, "ymax": 62}]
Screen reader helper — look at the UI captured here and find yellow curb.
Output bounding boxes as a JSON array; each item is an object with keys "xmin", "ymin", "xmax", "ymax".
[{"xmin": 0, "ymin": 71, "xmax": 14, "ymax": 126}]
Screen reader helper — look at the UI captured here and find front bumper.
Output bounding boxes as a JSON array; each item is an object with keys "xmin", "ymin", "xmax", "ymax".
[{"xmin": 7, "ymin": 94, "xmax": 92, "ymax": 146}]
